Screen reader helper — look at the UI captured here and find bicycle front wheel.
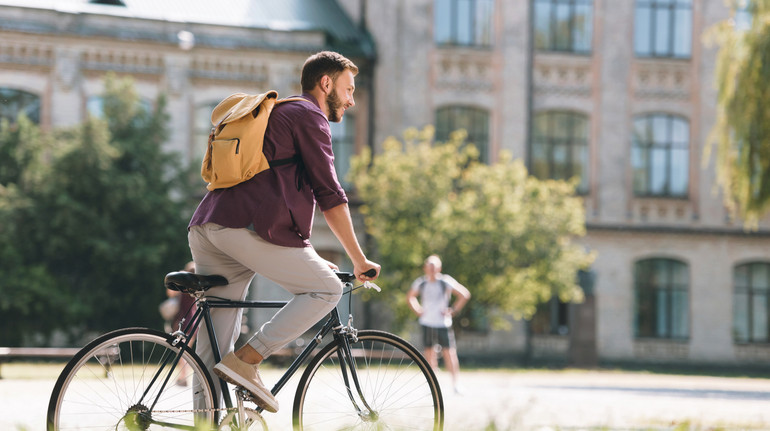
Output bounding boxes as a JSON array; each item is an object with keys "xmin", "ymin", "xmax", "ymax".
[
  {"xmin": 293, "ymin": 330, "xmax": 444, "ymax": 430},
  {"xmin": 47, "ymin": 327, "xmax": 218, "ymax": 431}
]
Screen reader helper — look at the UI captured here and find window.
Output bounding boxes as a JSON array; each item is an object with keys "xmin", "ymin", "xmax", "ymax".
[
  {"xmin": 531, "ymin": 111, "xmax": 589, "ymax": 193},
  {"xmin": 631, "ymin": 114, "xmax": 689, "ymax": 198},
  {"xmin": 0, "ymin": 88, "xmax": 40, "ymax": 124},
  {"xmin": 734, "ymin": 0, "xmax": 752, "ymax": 31},
  {"xmin": 634, "ymin": 0, "xmax": 692, "ymax": 58},
  {"xmin": 531, "ymin": 297, "xmax": 570, "ymax": 335},
  {"xmin": 434, "ymin": 0, "xmax": 495, "ymax": 47},
  {"xmin": 733, "ymin": 262, "xmax": 770, "ymax": 343},
  {"xmin": 435, "ymin": 106, "xmax": 490, "ymax": 163},
  {"xmin": 634, "ymin": 258, "xmax": 689, "ymax": 339},
  {"xmin": 194, "ymin": 102, "xmax": 219, "ymax": 150},
  {"xmin": 534, "ymin": 0, "xmax": 593, "ymax": 53},
  {"xmin": 330, "ymin": 114, "xmax": 355, "ymax": 188}
]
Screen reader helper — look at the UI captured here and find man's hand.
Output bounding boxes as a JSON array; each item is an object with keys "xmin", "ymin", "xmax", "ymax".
[{"xmin": 355, "ymin": 260, "xmax": 380, "ymax": 282}]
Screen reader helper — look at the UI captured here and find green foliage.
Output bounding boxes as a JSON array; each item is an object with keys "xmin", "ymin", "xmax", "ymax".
[
  {"xmin": 350, "ymin": 127, "xmax": 594, "ymax": 330},
  {"xmin": 707, "ymin": 0, "xmax": 770, "ymax": 226},
  {"xmin": 0, "ymin": 73, "xmax": 196, "ymax": 345}
]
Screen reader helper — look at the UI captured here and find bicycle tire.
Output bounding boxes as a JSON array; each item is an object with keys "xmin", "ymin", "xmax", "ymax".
[
  {"xmin": 293, "ymin": 330, "xmax": 444, "ymax": 430},
  {"xmin": 47, "ymin": 327, "xmax": 218, "ymax": 431}
]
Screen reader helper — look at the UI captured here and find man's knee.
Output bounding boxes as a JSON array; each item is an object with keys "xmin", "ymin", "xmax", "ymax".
[{"xmin": 309, "ymin": 278, "xmax": 343, "ymax": 306}]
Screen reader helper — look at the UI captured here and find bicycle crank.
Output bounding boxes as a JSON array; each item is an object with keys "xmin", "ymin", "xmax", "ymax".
[
  {"xmin": 218, "ymin": 407, "xmax": 267, "ymax": 431},
  {"xmin": 218, "ymin": 387, "xmax": 268, "ymax": 431}
]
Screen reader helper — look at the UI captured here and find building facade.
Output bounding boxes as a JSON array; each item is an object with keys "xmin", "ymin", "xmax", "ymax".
[
  {"xmin": 344, "ymin": 0, "xmax": 770, "ymax": 367},
  {"xmin": 1, "ymin": 0, "xmax": 769, "ymax": 367}
]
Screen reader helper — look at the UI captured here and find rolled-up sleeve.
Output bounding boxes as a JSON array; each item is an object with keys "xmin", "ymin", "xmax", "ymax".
[{"xmin": 294, "ymin": 110, "xmax": 348, "ymax": 211}]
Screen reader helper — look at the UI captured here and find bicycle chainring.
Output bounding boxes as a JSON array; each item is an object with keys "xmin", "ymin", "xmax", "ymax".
[{"xmin": 218, "ymin": 407, "xmax": 267, "ymax": 431}]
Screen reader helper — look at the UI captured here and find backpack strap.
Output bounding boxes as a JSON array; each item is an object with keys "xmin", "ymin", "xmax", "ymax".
[
  {"xmin": 268, "ymin": 154, "xmax": 300, "ymax": 168},
  {"xmin": 418, "ymin": 277, "xmax": 450, "ymax": 296}
]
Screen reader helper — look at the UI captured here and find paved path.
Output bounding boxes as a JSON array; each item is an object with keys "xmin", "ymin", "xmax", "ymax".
[{"xmin": 4, "ymin": 366, "xmax": 770, "ymax": 430}]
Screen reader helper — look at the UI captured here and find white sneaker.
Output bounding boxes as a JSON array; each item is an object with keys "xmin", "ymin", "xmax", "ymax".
[{"xmin": 214, "ymin": 352, "xmax": 279, "ymax": 413}]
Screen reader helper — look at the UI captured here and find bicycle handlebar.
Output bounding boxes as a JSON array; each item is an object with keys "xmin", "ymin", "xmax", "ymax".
[{"xmin": 335, "ymin": 268, "xmax": 377, "ymax": 283}]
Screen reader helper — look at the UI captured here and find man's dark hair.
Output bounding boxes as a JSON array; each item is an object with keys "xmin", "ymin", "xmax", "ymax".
[{"xmin": 301, "ymin": 51, "xmax": 359, "ymax": 92}]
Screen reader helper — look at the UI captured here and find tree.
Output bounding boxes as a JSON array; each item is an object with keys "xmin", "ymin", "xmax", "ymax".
[
  {"xmin": 708, "ymin": 0, "xmax": 770, "ymax": 226},
  {"xmin": 0, "ymin": 74, "xmax": 196, "ymax": 345},
  {"xmin": 349, "ymin": 127, "xmax": 594, "ymax": 330}
]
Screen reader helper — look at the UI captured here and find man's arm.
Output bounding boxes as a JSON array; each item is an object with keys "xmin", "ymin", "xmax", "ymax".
[
  {"xmin": 406, "ymin": 288, "xmax": 423, "ymax": 316},
  {"xmin": 449, "ymin": 281, "xmax": 471, "ymax": 316},
  {"xmin": 323, "ymin": 203, "xmax": 380, "ymax": 280}
]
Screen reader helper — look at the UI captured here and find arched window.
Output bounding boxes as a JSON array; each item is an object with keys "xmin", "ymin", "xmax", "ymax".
[
  {"xmin": 733, "ymin": 262, "xmax": 770, "ymax": 343},
  {"xmin": 634, "ymin": 258, "xmax": 689, "ymax": 339},
  {"xmin": 534, "ymin": 0, "xmax": 593, "ymax": 54},
  {"xmin": 631, "ymin": 113, "xmax": 689, "ymax": 198},
  {"xmin": 0, "ymin": 88, "xmax": 41, "ymax": 124},
  {"xmin": 531, "ymin": 111, "xmax": 590, "ymax": 194},
  {"xmin": 330, "ymin": 114, "xmax": 355, "ymax": 189},
  {"xmin": 434, "ymin": 0, "xmax": 495, "ymax": 47},
  {"xmin": 634, "ymin": 0, "xmax": 692, "ymax": 58},
  {"xmin": 435, "ymin": 106, "xmax": 490, "ymax": 163}
]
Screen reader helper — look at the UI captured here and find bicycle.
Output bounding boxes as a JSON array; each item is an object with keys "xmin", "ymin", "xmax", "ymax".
[{"xmin": 47, "ymin": 270, "xmax": 444, "ymax": 430}]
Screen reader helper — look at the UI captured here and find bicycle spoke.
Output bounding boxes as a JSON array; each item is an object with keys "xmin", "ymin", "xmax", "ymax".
[
  {"xmin": 294, "ymin": 331, "xmax": 443, "ymax": 430},
  {"xmin": 48, "ymin": 329, "xmax": 216, "ymax": 430}
]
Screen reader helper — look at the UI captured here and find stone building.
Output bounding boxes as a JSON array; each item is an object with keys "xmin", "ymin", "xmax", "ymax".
[
  {"xmin": 1, "ymin": 0, "xmax": 769, "ymax": 367},
  {"xmin": 346, "ymin": 0, "xmax": 770, "ymax": 368}
]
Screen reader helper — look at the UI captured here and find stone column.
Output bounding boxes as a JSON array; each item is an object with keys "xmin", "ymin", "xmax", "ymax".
[{"xmin": 51, "ymin": 46, "xmax": 83, "ymax": 127}]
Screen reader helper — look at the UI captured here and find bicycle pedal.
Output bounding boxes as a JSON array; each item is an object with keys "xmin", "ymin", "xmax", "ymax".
[
  {"xmin": 234, "ymin": 387, "xmax": 251, "ymax": 400},
  {"xmin": 235, "ymin": 387, "xmax": 259, "ymax": 404}
]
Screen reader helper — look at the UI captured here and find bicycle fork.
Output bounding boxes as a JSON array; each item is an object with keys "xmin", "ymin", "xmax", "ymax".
[{"xmin": 336, "ymin": 316, "xmax": 379, "ymax": 423}]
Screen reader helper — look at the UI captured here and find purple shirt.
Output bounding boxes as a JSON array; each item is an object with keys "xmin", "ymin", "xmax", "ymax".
[{"xmin": 189, "ymin": 93, "xmax": 348, "ymax": 247}]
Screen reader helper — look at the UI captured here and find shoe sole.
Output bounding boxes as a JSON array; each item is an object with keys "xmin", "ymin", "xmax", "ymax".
[{"xmin": 213, "ymin": 364, "xmax": 279, "ymax": 413}]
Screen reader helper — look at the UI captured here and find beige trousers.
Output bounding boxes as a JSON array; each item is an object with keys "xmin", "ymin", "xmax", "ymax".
[{"xmin": 187, "ymin": 223, "xmax": 342, "ymax": 382}]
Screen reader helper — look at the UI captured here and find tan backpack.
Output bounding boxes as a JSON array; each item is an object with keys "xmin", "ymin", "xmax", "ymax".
[{"xmin": 201, "ymin": 90, "xmax": 311, "ymax": 191}]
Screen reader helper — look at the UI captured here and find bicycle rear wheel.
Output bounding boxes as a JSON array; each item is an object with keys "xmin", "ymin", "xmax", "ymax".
[
  {"xmin": 47, "ymin": 327, "xmax": 217, "ymax": 431},
  {"xmin": 293, "ymin": 330, "xmax": 444, "ymax": 430}
]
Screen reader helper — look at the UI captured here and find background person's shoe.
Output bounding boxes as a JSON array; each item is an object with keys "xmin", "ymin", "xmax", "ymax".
[{"xmin": 214, "ymin": 352, "xmax": 279, "ymax": 413}]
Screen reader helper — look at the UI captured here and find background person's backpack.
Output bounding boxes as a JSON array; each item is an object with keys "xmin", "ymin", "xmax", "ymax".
[
  {"xmin": 418, "ymin": 278, "xmax": 450, "ymax": 297},
  {"xmin": 201, "ymin": 90, "xmax": 310, "ymax": 191}
]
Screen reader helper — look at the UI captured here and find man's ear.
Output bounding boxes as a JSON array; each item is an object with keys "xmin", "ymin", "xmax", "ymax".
[{"xmin": 319, "ymin": 75, "xmax": 332, "ymax": 94}]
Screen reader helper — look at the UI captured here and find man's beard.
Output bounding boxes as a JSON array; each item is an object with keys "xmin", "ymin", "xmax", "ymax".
[{"xmin": 327, "ymin": 88, "xmax": 344, "ymax": 123}]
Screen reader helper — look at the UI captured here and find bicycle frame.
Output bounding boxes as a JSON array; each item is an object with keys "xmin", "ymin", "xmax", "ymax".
[{"xmin": 152, "ymin": 285, "xmax": 372, "ymax": 419}]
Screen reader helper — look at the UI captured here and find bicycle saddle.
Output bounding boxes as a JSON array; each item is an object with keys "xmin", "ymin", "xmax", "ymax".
[{"xmin": 164, "ymin": 271, "xmax": 228, "ymax": 294}]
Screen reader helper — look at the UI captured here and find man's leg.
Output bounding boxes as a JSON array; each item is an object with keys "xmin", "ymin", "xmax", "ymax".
[
  {"xmin": 442, "ymin": 348, "xmax": 461, "ymax": 388},
  {"xmin": 439, "ymin": 327, "xmax": 462, "ymax": 393},
  {"xmin": 188, "ymin": 224, "xmax": 255, "ymax": 407},
  {"xmin": 204, "ymin": 227, "xmax": 342, "ymax": 360},
  {"xmin": 424, "ymin": 347, "xmax": 438, "ymax": 370},
  {"xmin": 422, "ymin": 325, "xmax": 439, "ymax": 370}
]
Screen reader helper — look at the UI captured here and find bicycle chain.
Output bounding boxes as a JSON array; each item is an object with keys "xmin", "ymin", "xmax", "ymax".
[{"xmin": 138, "ymin": 406, "xmax": 239, "ymax": 414}]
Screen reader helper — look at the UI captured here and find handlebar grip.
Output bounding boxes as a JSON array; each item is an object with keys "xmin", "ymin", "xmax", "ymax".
[{"xmin": 363, "ymin": 268, "xmax": 377, "ymax": 278}]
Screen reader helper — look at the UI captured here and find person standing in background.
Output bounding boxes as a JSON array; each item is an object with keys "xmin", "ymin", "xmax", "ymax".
[{"xmin": 407, "ymin": 254, "xmax": 470, "ymax": 394}]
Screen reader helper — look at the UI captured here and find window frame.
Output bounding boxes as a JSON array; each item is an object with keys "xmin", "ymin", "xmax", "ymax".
[
  {"xmin": 533, "ymin": 0, "xmax": 594, "ymax": 54},
  {"xmin": 435, "ymin": 105, "xmax": 491, "ymax": 163},
  {"xmin": 434, "ymin": 0, "xmax": 495, "ymax": 48},
  {"xmin": 0, "ymin": 87, "xmax": 41, "ymax": 124},
  {"xmin": 733, "ymin": 261, "xmax": 770, "ymax": 344},
  {"xmin": 530, "ymin": 110, "xmax": 590, "ymax": 194},
  {"xmin": 634, "ymin": 0, "xmax": 693, "ymax": 58},
  {"xmin": 631, "ymin": 113, "xmax": 690, "ymax": 198},
  {"xmin": 634, "ymin": 257, "xmax": 690, "ymax": 340}
]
